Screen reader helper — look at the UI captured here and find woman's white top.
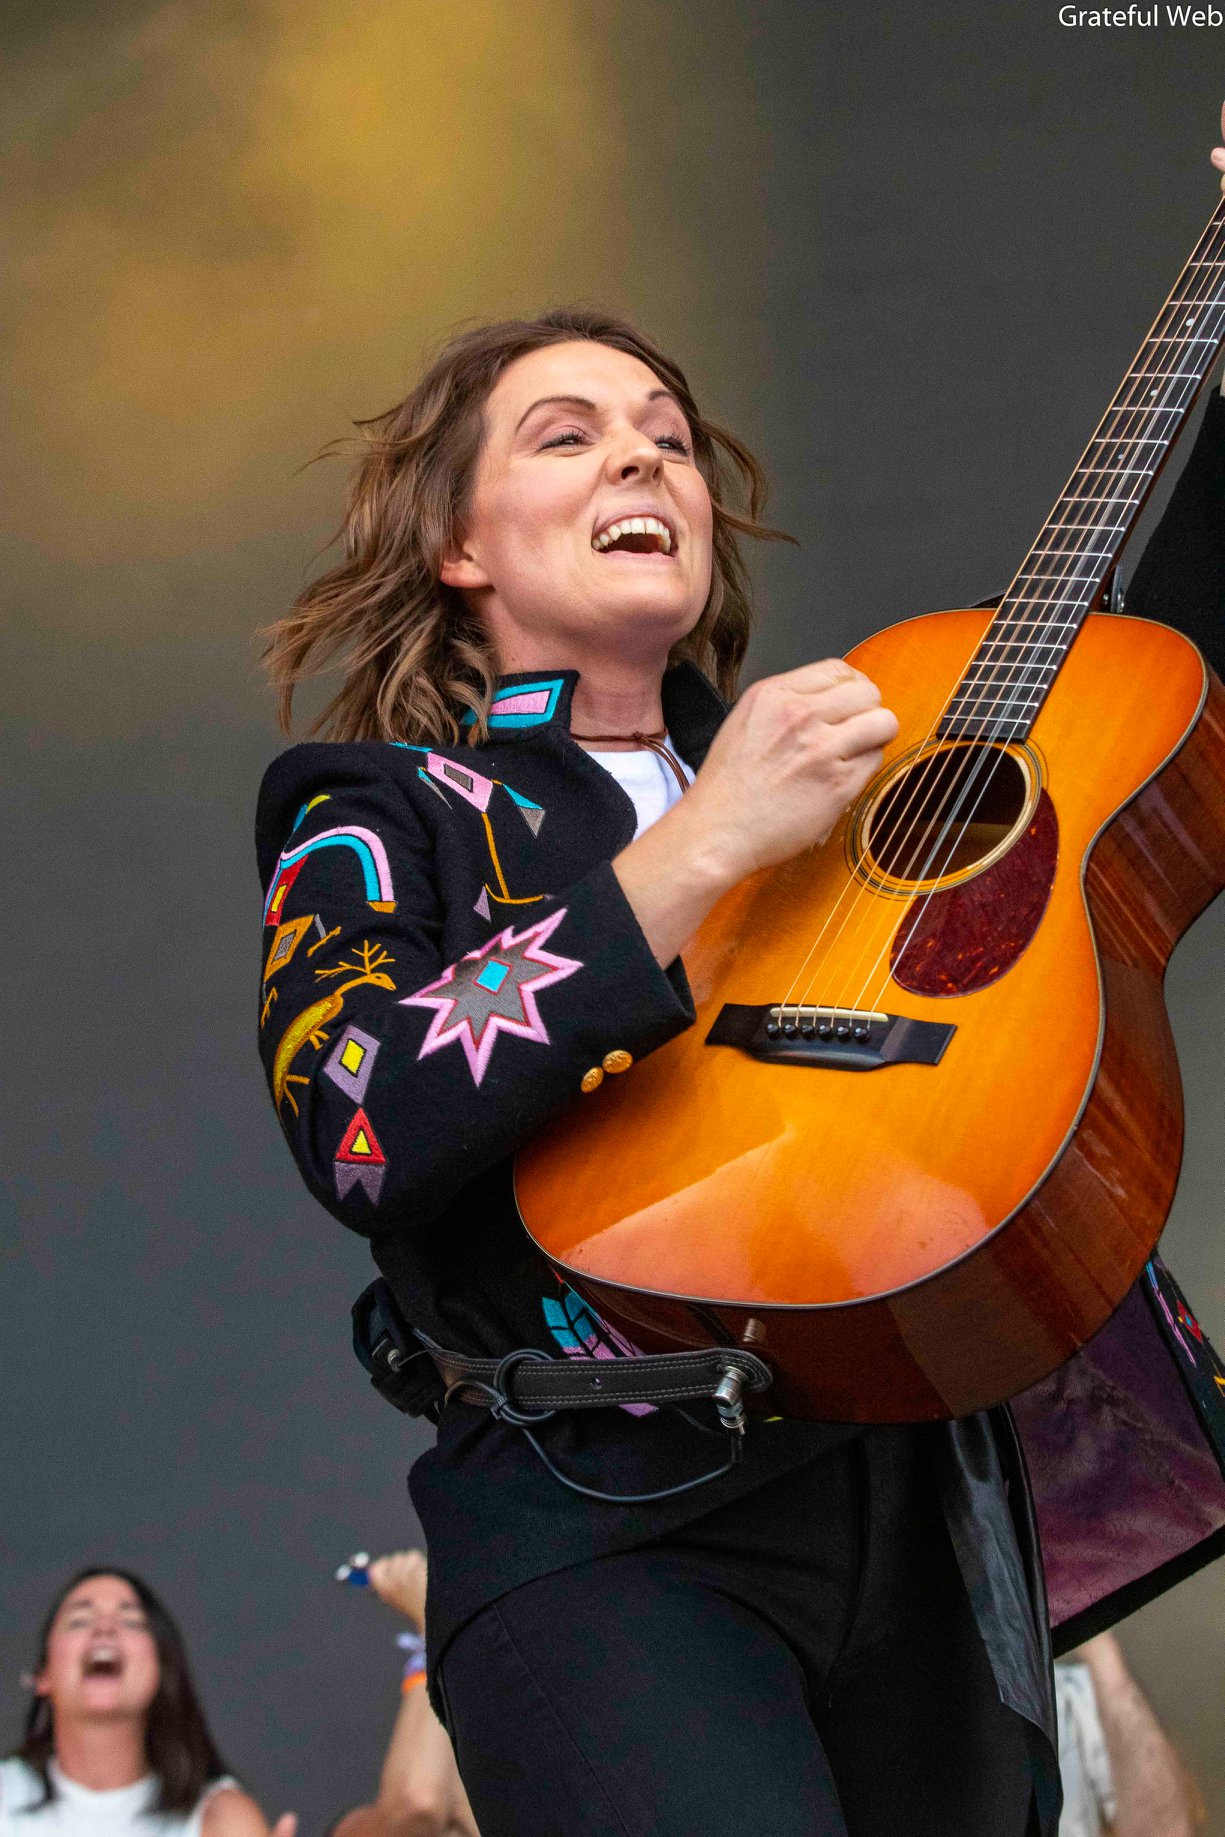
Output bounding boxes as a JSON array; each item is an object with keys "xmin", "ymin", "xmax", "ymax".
[
  {"xmin": 0, "ymin": 1760, "xmax": 237, "ymax": 1837},
  {"xmin": 584, "ymin": 735, "xmax": 694, "ymax": 837}
]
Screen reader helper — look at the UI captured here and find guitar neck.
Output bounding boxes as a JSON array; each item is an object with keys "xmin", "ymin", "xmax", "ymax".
[{"xmin": 943, "ymin": 198, "xmax": 1225, "ymax": 741}]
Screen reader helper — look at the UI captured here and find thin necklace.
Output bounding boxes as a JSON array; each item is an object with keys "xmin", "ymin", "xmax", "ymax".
[{"xmin": 570, "ymin": 727, "xmax": 690, "ymax": 795}]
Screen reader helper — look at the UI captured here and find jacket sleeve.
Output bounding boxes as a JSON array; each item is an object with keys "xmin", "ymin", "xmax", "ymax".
[
  {"xmin": 256, "ymin": 758, "xmax": 695, "ymax": 1236},
  {"xmin": 1127, "ymin": 388, "xmax": 1225, "ymax": 679}
]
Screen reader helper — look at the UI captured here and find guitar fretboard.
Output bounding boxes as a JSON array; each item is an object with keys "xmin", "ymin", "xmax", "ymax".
[{"xmin": 942, "ymin": 199, "xmax": 1225, "ymax": 741}]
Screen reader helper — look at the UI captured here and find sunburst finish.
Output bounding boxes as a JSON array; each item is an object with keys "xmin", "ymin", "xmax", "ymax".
[{"xmin": 515, "ymin": 609, "xmax": 1225, "ymax": 1419}]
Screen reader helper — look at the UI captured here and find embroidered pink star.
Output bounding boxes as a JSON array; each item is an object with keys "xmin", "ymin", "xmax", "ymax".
[{"xmin": 401, "ymin": 907, "xmax": 582, "ymax": 1086}]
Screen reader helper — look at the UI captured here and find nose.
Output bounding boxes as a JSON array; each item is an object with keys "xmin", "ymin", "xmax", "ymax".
[{"xmin": 604, "ymin": 422, "xmax": 663, "ymax": 485}]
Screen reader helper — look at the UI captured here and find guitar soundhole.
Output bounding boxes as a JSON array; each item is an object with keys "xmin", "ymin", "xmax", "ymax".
[{"xmin": 865, "ymin": 744, "xmax": 1031, "ymax": 886}]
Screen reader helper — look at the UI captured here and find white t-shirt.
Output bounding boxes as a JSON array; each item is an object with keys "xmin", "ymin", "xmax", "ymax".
[
  {"xmin": 584, "ymin": 734, "xmax": 694, "ymax": 837},
  {"xmin": 0, "ymin": 1760, "xmax": 237, "ymax": 1837}
]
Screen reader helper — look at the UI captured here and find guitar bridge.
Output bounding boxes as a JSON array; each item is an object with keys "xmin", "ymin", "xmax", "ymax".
[{"xmin": 705, "ymin": 1004, "xmax": 955, "ymax": 1071}]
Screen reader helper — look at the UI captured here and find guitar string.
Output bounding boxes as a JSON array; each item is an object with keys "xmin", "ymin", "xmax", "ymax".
[
  {"xmin": 781, "ymin": 200, "xmax": 1225, "ymax": 1030},
  {"xmin": 777, "ymin": 199, "xmax": 1225, "ymax": 1033},
  {"xmin": 837, "ymin": 206, "xmax": 1225, "ymax": 1026},
  {"xmin": 845, "ymin": 205, "xmax": 1225, "ymax": 1022}
]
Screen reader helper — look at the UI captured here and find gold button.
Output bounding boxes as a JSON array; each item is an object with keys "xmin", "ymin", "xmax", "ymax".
[
  {"xmin": 602, "ymin": 1049, "xmax": 633, "ymax": 1075},
  {"xmin": 581, "ymin": 1066, "xmax": 605, "ymax": 1093}
]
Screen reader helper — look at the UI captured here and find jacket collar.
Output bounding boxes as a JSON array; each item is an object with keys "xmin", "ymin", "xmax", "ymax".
[{"xmin": 463, "ymin": 661, "xmax": 728, "ymax": 769}]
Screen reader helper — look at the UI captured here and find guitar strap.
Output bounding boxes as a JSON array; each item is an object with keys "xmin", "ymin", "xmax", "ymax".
[{"xmin": 351, "ymin": 1277, "xmax": 776, "ymax": 1505}]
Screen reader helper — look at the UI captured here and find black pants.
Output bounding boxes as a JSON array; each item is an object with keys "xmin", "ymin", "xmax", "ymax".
[{"xmin": 440, "ymin": 1426, "xmax": 1040, "ymax": 1837}]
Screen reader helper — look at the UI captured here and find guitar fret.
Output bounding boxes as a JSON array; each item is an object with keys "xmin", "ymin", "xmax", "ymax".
[
  {"xmin": 976, "ymin": 641, "xmax": 1070, "ymax": 656},
  {"xmin": 1024, "ymin": 551, "xmax": 1112, "ymax": 562},
  {"xmin": 979, "ymin": 657, "xmax": 1068, "ymax": 671},
  {"xmin": 967, "ymin": 652, "xmax": 1063, "ymax": 666},
  {"xmin": 1055, "ymin": 494, "xmax": 1137, "ymax": 507},
  {"xmin": 1042, "ymin": 521, "xmax": 1127, "ymax": 534},
  {"xmin": 968, "ymin": 652, "xmax": 1059, "ymax": 666},
  {"xmin": 964, "ymin": 667, "xmax": 1055, "ymax": 681},
  {"xmin": 999, "ymin": 592, "xmax": 1094, "ymax": 608},
  {"xmin": 1107, "ymin": 395, "xmax": 1190, "ymax": 408},
  {"xmin": 1109, "ymin": 411, "xmax": 1190, "ymax": 428},
  {"xmin": 947, "ymin": 703, "xmax": 1043, "ymax": 719},
  {"xmin": 1102, "ymin": 410, "xmax": 1189, "ymax": 429},
  {"xmin": 986, "ymin": 620, "xmax": 1080, "ymax": 634},
  {"xmin": 947, "ymin": 698, "xmax": 1043, "ymax": 712},
  {"xmin": 1070, "ymin": 466, "xmax": 1151, "ymax": 480}
]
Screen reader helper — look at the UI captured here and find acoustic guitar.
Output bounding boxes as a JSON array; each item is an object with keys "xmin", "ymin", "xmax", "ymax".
[{"xmin": 515, "ymin": 198, "xmax": 1225, "ymax": 1422}]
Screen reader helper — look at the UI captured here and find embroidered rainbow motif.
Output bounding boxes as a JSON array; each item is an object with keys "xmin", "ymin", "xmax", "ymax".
[{"xmin": 263, "ymin": 826, "xmax": 396, "ymax": 925}]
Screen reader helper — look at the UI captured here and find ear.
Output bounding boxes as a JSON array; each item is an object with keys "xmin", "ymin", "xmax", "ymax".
[{"xmin": 439, "ymin": 539, "xmax": 492, "ymax": 592}]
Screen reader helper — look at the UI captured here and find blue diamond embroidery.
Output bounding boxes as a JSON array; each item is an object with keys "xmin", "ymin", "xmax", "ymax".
[{"xmin": 475, "ymin": 959, "xmax": 511, "ymax": 993}]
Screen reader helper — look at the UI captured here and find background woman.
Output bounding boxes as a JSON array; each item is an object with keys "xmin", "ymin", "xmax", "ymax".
[{"xmin": 1, "ymin": 1570, "xmax": 293, "ymax": 1837}]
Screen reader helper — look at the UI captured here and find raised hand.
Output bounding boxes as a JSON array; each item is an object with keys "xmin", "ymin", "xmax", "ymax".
[
  {"xmin": 1210, "ymin": 99, "xmax": 1225, "ymax": 194},
  {"xmin": 367, "ymin": 1549, "xmax": 428, "ymax": 1629},
  {"xmin": 613, "ymin": 658, "xmax": 898, "ymax": 968}
]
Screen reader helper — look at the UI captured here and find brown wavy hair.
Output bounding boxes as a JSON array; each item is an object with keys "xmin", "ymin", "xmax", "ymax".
[
  {"xmin": 261, "ymin": 306, "xmax": 790, "ymax": 745},
  {"xmin": 13, "ymin": 1568, "xmax": 230, "ymax": 1815}
]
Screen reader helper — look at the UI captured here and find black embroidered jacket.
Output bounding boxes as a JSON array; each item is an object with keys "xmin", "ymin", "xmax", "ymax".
[{"xmin": 256, "ymin": 662, "xmax": 866, "ymax": 1672}]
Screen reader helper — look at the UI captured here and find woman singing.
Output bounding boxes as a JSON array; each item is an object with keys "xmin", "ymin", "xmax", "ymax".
[
  {"xmin": 256, "ymin": 305, "xmax": 1051, "ymax": 1836},
  {"xmin": 1, "ymin": 1570, "xmax": 292, "ymax": 1837}
]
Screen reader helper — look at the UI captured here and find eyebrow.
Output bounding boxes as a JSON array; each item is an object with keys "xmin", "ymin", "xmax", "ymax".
[
  {"xmin": 63, "ymin": 1596, "xmax": 139, "ymax": 1612},
  {"xmin": 514, "ymin": 388, "xmax": 681, "ymax": 434}
]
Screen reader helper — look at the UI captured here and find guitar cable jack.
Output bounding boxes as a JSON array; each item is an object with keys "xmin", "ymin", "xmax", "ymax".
[{"xmin": 714, "ymin": 1367, "xmax": 747, "ymax": 1436}]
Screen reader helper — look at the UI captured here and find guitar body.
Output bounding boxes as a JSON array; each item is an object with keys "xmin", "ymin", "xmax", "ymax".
[{"xmin": 515, "ymin": 609, "xmax": 1225, "ymax": 1421}]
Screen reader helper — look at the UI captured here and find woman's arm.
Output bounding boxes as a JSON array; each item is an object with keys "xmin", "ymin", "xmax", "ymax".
[
  {"xmin": 372, "ymin": 1690, "xmax": 478, "ymax": 1837},
  {"xmin": 256, "ymin": 754, "xmax": 697, "ymax": 1232},
  {"xmin": 200, "ymin": 1789, "xmax": 296, "ymax": 1837},
  {"xmin": 1074, "ymin": 1635, "xmax": 1203, "ymax": 1835}
]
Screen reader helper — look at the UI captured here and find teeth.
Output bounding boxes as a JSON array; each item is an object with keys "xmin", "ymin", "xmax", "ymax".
[{"xmin": 592, "ymin": 515, "xmax": 674, "ymax": 554}]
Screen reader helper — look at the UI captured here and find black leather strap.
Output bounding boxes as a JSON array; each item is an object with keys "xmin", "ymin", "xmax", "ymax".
[
  {"xmin": 351, "ymin": 1278, "xmax": 774, "ymax": 1421},
  {"xmin": 421, "ymin": 1335, "xmax": 773, "ymax": 1414}
]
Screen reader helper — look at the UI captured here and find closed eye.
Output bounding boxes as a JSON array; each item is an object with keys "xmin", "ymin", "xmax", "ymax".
[{"xmin": 538, "ymin": 430, "xmax": 691, "ymax": 455}]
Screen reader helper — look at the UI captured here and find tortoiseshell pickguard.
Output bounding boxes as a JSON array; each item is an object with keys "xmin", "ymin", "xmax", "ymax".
[{"xmin": 891, "ymin": 790, "xmax": 1059, "ymax": 995}]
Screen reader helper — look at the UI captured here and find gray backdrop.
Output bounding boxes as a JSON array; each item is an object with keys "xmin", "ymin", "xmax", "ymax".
[{"xmin": 4, "ymin": 2, "xmax": 1223, "ymax": 1828}]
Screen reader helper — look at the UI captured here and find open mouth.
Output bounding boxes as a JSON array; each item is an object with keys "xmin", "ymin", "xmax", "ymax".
[
  {"xmin": 592, "ymin": 514, "xmax": 675, "ymax": 556},
  {"xmin": 83, "ymin": 1648, "xmax": 123, "ymax": 1679}
]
